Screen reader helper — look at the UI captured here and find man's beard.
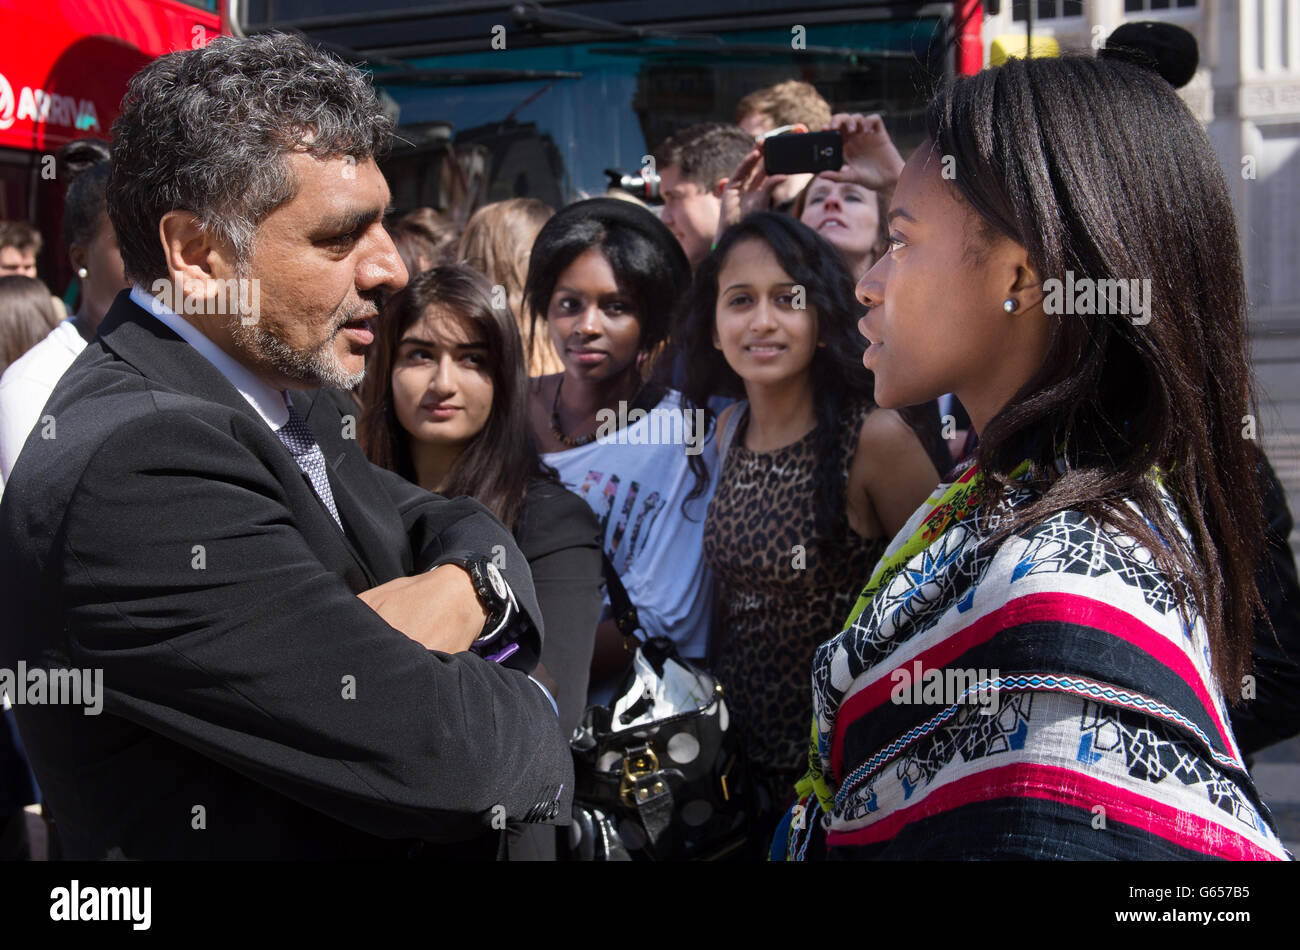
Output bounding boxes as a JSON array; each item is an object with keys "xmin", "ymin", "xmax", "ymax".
[{"xmin": 231, "ymin": 318, "xmax": 366, "ymax": 390}]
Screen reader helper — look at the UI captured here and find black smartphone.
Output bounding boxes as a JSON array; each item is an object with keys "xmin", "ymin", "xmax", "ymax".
[{"xmin": 763, "ymin": 130, "xmax": 843, "ymax": 175}]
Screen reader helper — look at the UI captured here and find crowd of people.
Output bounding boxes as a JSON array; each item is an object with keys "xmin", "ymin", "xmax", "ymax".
[{"xmin": 0, "ymin": 26, "xmax": 1298, "ymax": 862}]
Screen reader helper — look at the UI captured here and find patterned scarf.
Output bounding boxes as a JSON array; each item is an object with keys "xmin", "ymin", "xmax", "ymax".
[{"xmin": 775, "ymin": 460, "xmax": 1290, "ymax": 860}]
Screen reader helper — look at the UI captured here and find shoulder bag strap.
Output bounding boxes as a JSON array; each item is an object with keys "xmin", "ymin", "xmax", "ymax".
[{"xmin": 601, "ymin": 552, "xmax": 643, "ymax": 647}]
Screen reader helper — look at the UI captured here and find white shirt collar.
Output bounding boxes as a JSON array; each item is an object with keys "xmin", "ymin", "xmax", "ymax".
[{"xmin": 130, "ymin": 283, "xmax": 289, "ymax": 430}]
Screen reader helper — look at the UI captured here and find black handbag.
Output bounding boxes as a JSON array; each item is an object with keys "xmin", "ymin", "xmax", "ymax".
[{"xmin": 565, "ymin": 555, "xmax": 750, "ymax": 861}]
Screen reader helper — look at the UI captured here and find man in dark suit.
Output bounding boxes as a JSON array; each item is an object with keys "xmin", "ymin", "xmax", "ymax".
[{"xmin": 0, "ymin": 33, "xmax": 572, "ymax": 859}]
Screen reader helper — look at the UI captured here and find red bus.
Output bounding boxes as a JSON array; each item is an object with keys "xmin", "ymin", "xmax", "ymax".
[{"xmin": 0, "ymin": 0, "xmax": 228, "ymax": 293}]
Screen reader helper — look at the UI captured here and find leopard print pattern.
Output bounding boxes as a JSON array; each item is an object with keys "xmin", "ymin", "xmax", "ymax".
[{"xmin": 704, "ymin": 400, "xmax": 888, "ymax": 777}]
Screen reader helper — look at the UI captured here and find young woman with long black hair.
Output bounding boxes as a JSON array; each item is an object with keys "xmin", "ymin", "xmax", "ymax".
[
  {"xmin": 524, "ymin": 198, "xmax": 715, "ymax": 697},
  {"xmin": 359, "ymin": 265, "xmax": 604, "ymax": 740},
  {"xmin": 681, "ymin": 212, "xmax": 946, "ymax": 844},
  {"xmin": 777, "ymin": 55, "xmax": 1289, "ymax": 860}
]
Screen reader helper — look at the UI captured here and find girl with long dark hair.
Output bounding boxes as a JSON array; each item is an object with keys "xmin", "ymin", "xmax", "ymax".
[
  {"xmin": 681, "ymin": 212, "xmax": 946, "ymax": 842},
  {"xmin": 360, "ymin": 265, "xmax": 604, "ymax": 745},
  {"xmin": 778, "ymin": 56, "xmax": 1289, "ymax": 860},
  {"xmin": 524, "ymin": 198, "xmax": 714, "ymax": 695}
]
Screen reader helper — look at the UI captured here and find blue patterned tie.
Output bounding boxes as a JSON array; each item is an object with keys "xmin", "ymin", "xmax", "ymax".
[{"xmin": 276, "ymin": 402, "xmax": 343, "ymax": 530}]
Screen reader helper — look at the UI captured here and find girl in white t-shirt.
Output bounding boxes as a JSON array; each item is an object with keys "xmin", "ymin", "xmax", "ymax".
[{"xmin": 524, "ymin": 198, "xmax": 715, "ymax": 697}]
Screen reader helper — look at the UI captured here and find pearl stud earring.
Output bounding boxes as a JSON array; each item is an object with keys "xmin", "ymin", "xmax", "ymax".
[
  {"xmin": 1003, "ymin": 298, "xmax": 1016, "ymax": 313},
  {"xmin": 77, "ymin": 267, "xmax": 88, "ymax": 279}
]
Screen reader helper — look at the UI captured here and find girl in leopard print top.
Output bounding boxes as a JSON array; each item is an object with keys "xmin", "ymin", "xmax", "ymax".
[{"xmin": 680, "ymin": 212, "xmax": 947, "ymax": 846}]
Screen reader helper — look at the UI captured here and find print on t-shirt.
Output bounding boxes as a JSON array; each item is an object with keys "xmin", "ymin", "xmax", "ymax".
[{"xmin": 577, "ymin": 470, "xmax": 666, "ymax": 569}]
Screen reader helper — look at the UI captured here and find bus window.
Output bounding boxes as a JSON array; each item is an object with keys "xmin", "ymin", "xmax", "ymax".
[{"xmin": 365, "ymin": 19, "xmax": 946, "ymax": 216}]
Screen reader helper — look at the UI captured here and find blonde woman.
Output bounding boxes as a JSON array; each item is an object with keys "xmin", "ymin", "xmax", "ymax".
[{"xmin": 457, "ymin": 198, "xmax": 559, "ymax": 375}]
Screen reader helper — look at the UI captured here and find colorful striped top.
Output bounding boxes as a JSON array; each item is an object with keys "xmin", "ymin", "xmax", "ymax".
[{"xmin": 777, "ymin": 463, "xmax": 1291, "ymax": 860}]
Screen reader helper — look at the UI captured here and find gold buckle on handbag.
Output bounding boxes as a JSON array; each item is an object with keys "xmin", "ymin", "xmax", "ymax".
[{"xmin": 619, "ymin": 746, "xmax": 662, "ymax": 807}]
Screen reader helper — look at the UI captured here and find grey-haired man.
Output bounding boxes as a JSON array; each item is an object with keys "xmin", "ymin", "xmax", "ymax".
[{"xmin": 0, "ymin": 33, "xmax": 571, "ymax": 859}]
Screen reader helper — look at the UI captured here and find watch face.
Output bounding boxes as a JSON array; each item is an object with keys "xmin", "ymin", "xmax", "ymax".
[{"xmin": 485, "ymin": 562, "xmax": 508, "ymax": 600}]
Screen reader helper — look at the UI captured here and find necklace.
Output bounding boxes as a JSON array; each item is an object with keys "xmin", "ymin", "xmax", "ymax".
[{"xmin": 549, "ymin": 373, "xmax": 644, "ymax": 448}]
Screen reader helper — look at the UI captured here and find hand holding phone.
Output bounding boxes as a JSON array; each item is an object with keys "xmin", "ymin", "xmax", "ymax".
[
  {"xmin": 820, "ymin": 113, "xmax": 905, "ymax": 192},
  {"xmin": 762, "ymin": 130, "xmax": 843, "ymax": 176}
]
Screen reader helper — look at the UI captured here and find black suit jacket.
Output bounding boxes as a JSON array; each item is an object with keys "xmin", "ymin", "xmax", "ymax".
[{"xmin": 0, "ymin": 292, "xmax": 573, "ymax": 859}]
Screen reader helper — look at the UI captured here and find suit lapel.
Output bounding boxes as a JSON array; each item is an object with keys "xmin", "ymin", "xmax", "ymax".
[
  {"xmin": 293, "ymin": 390, "xmax": 396, "ymax": 587},
  {"xmin": 99, "ymin": 292, "xmax": 385, "ymax": 590}
]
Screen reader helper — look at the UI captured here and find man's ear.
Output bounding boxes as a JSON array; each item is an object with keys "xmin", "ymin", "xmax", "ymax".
[{"xmin": 157, "ymin": 210, "xmax": 240, "ymax": 315}]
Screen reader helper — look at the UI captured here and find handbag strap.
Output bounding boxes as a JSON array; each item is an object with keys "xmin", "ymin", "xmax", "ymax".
[
  {"xmin": 601, "ymin": 552, "xmax": 644, "ymax": 646},
  {"xmin": 598, "ymin": 405, "xmax": 743, "ymax": 651}
]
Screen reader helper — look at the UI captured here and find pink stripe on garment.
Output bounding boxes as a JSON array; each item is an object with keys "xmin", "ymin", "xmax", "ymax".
[
  {"xmin": 832, "ymin": 592, "xmax": 1235, "ymax": 779},
  {"xmin": 828, "ymin": 762, "xmax": 1282, "ymax": 860}
]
